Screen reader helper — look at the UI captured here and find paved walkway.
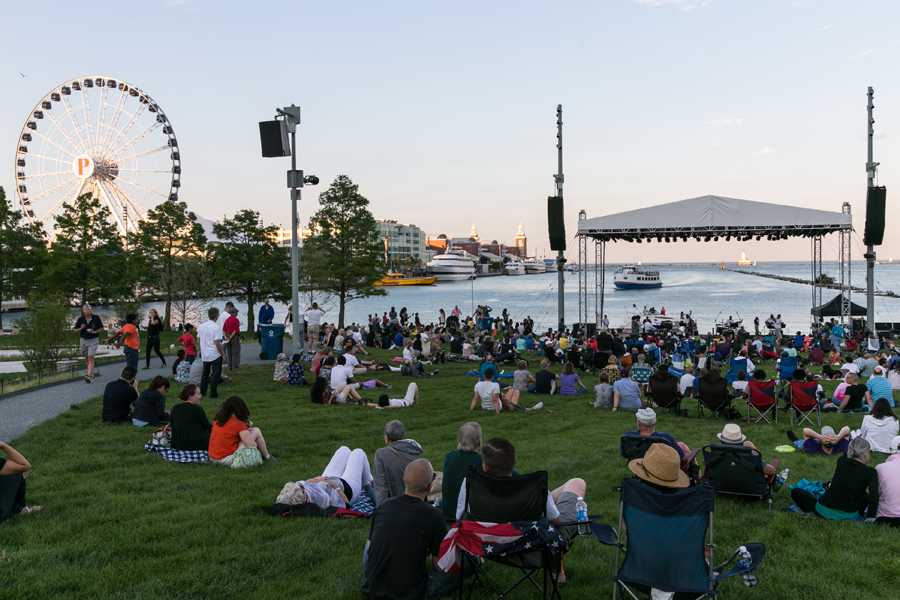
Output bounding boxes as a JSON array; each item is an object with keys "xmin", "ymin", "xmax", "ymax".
[{"xmin": 0, "ymin": 345, "xmax": 269, "ymax": 442}]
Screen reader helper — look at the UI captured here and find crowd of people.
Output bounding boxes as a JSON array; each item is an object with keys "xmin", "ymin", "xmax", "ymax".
[{"xmin": 3, "ymin": 301, "xmax": 900, "ymax": 599}]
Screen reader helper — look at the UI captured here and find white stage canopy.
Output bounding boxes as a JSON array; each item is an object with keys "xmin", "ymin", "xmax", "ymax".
[{"xmin": 577, "ymin": 195, "xmax": 851, "ymax": 242}]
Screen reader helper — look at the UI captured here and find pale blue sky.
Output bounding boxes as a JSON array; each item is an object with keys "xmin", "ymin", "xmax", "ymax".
[{"xmin": 1, "ymin": 0, "xmax": 897, "ymax": 263}]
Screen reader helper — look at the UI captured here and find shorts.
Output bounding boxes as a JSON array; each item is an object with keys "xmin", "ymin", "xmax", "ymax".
[
  {"xmin": 80, "ymin": 337, "xmax": 99, "ymax": 357},
  {"xmin": 555, "ymin": 491, "xmax": 580, "ymax": 541},
  {"xmin": 334, "ymin": 383, "xmax": 360, "ymax": 403}
]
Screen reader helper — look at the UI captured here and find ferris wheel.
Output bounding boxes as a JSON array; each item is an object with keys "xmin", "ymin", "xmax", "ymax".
[{"xmin": 13, "ymin": 75, "xmax": 181, "ymax": 235}]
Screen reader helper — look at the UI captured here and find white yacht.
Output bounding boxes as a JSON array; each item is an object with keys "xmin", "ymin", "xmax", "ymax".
[
  {"xmin": 524, "ymin": 258, "xmax": 546, "ymax": 274},
  {"xmin": 427, "ymin": 251, "xmax": 477, "ymax": 281},
  {"xmin": 504, "ymin": 257, "xmax": 526, "ymax": 275},
  {"xmin": 613, "ymin": 265, "xmax": 662, "ymax": 289}
]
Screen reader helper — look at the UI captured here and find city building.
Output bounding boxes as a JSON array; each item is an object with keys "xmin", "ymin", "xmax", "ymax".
[{"xmin": 377, "ymin": 220, "xmax": 427, "ymax": 266}]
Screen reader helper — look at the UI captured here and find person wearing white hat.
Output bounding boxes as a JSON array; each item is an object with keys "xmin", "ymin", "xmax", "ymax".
[
  {"xmin": 875, "ymin": 435, "xmax": 900, "ymax": 526},
  {"xmin": 623, "ymin": 408, "xmax": 691, "ymax": 460},
  {"xmin": 716, "ymin": 423, "xmax": 778, "ymax": 480}
]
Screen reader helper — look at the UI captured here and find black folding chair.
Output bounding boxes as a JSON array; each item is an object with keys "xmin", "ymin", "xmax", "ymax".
[
  {"xmin": 619, "ymin": 434, "xmax": 679, "ymax": 460},
  {"xmin": 701, "ymin": 444, "xmax": 773, "ymax": 511},
  {"xmin": 458, "ymin": 468, "xmax": 560, "ymax": 600}
]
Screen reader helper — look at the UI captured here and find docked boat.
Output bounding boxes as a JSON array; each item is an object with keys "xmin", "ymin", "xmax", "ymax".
[
  {"xmin": 427, "ymin": 251, "xmax": 478, "ymax": 281},
  {"xmin": 504, "ymin": 257, "xmax": 526, "ymax": 276},
  {"xmin": 613, "ymin": 265, "xmax": 662, "ymax": 290},
  {"xmin": 524, "ymin": 258, "xmax": 546, "ymax": 274},
  {"xmin": 375, "ymin": 273, "xmax": 437, "ymax": 287},
  {"xmin": 543, "ymin": 258, "xmax": 556, "ymax": 270}
]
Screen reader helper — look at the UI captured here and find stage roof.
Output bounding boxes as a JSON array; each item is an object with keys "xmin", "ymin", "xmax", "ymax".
[
  {"xmin": 812, "ymin": 294, "xmax": 867, "ymax": 317},
  {"xmin": 577, "ymin": 195, "xmax": 852, "ymax": 242}
]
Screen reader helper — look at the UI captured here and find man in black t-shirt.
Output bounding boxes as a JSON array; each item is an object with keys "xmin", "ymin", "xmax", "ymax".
[
  {"xmin": 363, "ymin": 458, "xmax": 447, "ymax": 600},
  {"xmin": 101, "ymin": 367, "xmax": 138, "ymax": 423},
  {"xmin": 73, "ymin": 304, "xmax": 104, "ymax": 383},
  {"xmin": 533, "ymin": 359, "xmax": 557, "ymax": 395}
]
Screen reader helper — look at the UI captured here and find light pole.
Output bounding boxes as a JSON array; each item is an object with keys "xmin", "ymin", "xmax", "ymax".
[{"xmin": 260, "ymin": 105, "xmax": 318, "ymax": 354}]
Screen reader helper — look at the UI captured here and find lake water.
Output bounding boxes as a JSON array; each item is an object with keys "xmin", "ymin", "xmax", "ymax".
[{"xmin": 8, "ymin": 261, "xmax": 900, "ymax": 333}]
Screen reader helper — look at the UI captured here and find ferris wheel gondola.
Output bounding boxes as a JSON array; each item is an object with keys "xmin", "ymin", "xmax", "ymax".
[{"xmin": 13, "ymin": 75, "xmax": 181, "ymax": 235}]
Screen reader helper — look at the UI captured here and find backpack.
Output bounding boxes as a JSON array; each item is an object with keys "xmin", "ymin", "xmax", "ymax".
[{"xmin": 175, "ymin": 360, "xmax": 191, "ymax": 384}]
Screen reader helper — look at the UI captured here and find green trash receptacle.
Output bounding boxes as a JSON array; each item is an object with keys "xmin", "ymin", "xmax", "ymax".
[{"xmin": 259, "ymin": 324, "xmax": 285, "ymax": 360}]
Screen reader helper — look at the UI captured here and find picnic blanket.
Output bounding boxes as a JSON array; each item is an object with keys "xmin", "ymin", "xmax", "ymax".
[{"xmin": 144, "ymin": 443, "xmax": 209, "ymax": 464}]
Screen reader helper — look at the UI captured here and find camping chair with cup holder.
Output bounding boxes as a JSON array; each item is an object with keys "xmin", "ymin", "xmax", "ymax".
[
  {"xmin": 456, "ymin": 468, "xmax": 565, "ymax": 600},
  {"xmin": 746, "ymin": 379, "xmax": 777, "ymax": 425},
  {"xmin": 590, "ymin": 478, "xmax": 766, "ymax": 599},
  {"xmin": 788, "ymin": 381, "xmax": 821, "ymax": 427},
  {"xmin": 701, "ymin": 444, "xmax": 774, "ymax": 511}
]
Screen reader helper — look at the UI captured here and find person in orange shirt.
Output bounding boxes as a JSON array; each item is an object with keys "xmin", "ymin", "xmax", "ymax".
[{"xmin": 113, "ymin": 314, "xmax": 141, "ymax": 372}]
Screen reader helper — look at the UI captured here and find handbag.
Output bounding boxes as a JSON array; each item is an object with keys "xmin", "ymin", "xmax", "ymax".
[{"xmin": 150, "ymin": 425, "xmax": 171, "ymax": 448}]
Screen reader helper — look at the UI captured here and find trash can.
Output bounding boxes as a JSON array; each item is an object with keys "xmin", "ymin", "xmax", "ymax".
[{"xmin": 259, "ymin": 324, "xmax": 285, "ymax": 360}]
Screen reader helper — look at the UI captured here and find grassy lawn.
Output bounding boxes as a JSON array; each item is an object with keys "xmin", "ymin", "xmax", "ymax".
[{"xmin": 0, "ymin": 350, "xmax": 897, "ymax": 599}]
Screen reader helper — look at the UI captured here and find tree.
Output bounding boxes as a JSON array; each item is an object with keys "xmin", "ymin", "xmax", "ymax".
[
  {"xmin": 135, "ymin": 200, "xmax": 207, "ymax": 328},
  {"xmin": 303, "ymin": 175, "xmax": 385, "ymax": 327},
  {"xmin": 17, "ymin": 295, "xmax": 70, "ymax": 376},
  {"xmin": 209, "ymin": 209, "xmax": 289, "ymax": 333},
  {"xmin": 42, "ymin": 193, "xmax": 131, "ymax": 305},
  {"xmin": 0, "ymin": 187, "xmax": 47, "ymax": 329},
  {"xmin": 170, "ymin": 255, "xmax": 215, "ymax": 327}
]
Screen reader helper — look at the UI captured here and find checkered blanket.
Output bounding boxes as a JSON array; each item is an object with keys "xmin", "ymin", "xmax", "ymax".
[
  {"xmin": 144, "ymin": 443, "xmax": 210, "ymax": 464},
  {"xmin": 347, "ymin": 486, "xmax": 377, "ymax": 515}
]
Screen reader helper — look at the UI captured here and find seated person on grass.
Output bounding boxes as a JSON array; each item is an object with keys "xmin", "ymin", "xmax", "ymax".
[
  {"xmin": 511, "ymin": 359, "xmax": 535, "ymax": 393},
  {"xmin": 786, "ymin": 425, "xmax": 851, "ymax": 455},
  {"xmin": 208, "ymin": 396, "xmax": 273, "ymax": 466},
  {"xmin": 373, "ymin": 420, "xmax": 424, "ymax": 506},
  {"xmin": 0, "ymin": 441, "xmax": 41, "ymax": 522},
  {"xmin": 875, "ymin": 435, "xmax": 900, "ymax": 526},
  {"xmin": 558, "ymin": 361, "xmax": 587, "ymax": 396},
  {"xmin": 697, "ymin": 367, "xmax": 732, "ymax": 416},
  {"xmin": 791, "ymin": 437, "xmax": 879, "ymax": 521},
  {"xmin": 624, "ymin": 407, "xmax": 690, "ymax": 459},
  {"xmin": 866, "ymin": 366, "xmax": 895, "ymax": 409},
  {"xmin": 170, "ymin": 384, "xmax": 212, "ymax": 452},
  {"xmin": 533, "ymin": 360, "xmax": 557, "ymax": 395},
  {"xmin": 363, "ymin": 458, "xmax": 448, "ymax": 600},
  {"xmin": 857, "ymin": 399, "xmax": 899, "ymax": 454},
  {"xmin": 647, "ymin": 363, "xmax": 681, "ymax": 411},
  {"xmin": 478, "ymin": 353, "xmax": 498, "ymax": 381},
  {"xmin": 441, "ymin": 422, "xmax": 483, "ymax": 522},
  {"xmin": 330, "ymin": 355, "xmax": 363, "ymax": 404},
  {"xmin": 715, "ymin": 423, "xmax": 779, "ymax": 482},
  {"xmin": 825, "ymin": 372, "xmax": 867, "ymax": 412},
  {"xmin": 612, "ymin": 369, "xmax": 642, "ymax": 413},
  {"xmin": 132, "ymin": 376, "xmax": 171, "ymax": 427},
  {"xmin": 454, "ymin": 438, "xmax": 587, "ymax": 584},
  {"xmin": 471, "ymin": 368, "xmax": 501, "ymax": 414},
  {"xmin": 102, "ymin": 366, "xmax": 138, "ymax": 423},
  {"xmin": 593, "ymin": 371, "xmax": 613, "ymax": 408}
]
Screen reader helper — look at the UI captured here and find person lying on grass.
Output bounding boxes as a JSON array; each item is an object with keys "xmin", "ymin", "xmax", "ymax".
[
  {"xmin": 0, "ymin": 441, "xmax": 42, "ymax": 522},
  {"xmin": 365, "ymin": 382, "xmax": 418, "ymax": 409},
  {"xmin": 208, "ymin": 396, "xmax": 273, "ymax": 467},
  {"xmin": 276, "ymin": 445, "xmax": 373, "ymax": 509},
  {"xmin": 786, "ymin": 425, "xmax": 851, "ymax": 455},
  {"xmin": 454, "ymin": 437, "xmax": 587, "ymax": 585}
]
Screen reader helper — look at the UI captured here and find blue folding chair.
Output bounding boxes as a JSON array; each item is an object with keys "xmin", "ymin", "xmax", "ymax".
[
  {"xmin": 725, "ymin": 357, "xmax": 749, "ymax": 386},
  {"xmin": 591, "ymin": 479, "xmax": 766, "ymax": 599}
]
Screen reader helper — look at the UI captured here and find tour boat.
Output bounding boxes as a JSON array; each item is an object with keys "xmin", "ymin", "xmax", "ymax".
[
  {"xmin": 613, "ymin": 265, "xmax": 662, "ymax": 290},
  {"xmin": 427, "ymin": 251, "xmax": 478, "ymax": 281},
  {"xmin": 543, "ymin": 258, "xmax": 557, "ymax": 270},
  {"xmin": 374, "ymin": 273, "xmax": 437, "ymax": 287},
  {"xmin": 504, "ymin": 258, "xmax": 526, "ymax": 276},
  {"xmin": 523, "ymin": 258, "xmax": 546, "ymax": 274},
  {"xmin": 736, "ymin": 252, "xmax": 753, "ymax": 267}
]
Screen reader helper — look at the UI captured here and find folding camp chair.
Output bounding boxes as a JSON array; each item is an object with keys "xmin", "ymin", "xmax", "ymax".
[
  {"xmin": 702, "ymin": 444, "xmax": 773, "ymax": 511},
  {"xmin": 788, "ymin": 381, "xmax": 821, "ymax": 427},
  {"xmin": 458, "ymin": 469, "xmax": 560, "ymax": 600},
  {"xmin": 696, "ymin": 379, "xmax": 731, "ymax": 419},
  {"xmin": 725, "ymin": 357, "xmax": 749, "ymax": 386},
  {"xmin": 746, "ymin": 380, "xmax": 777, "ymax": 424},
  {"xmin": 590, "ymin": 479, "xmax": 766, "ymax": 599},
  {"xmin": 621, "ymin": 434, "xmax": 700, "ymax": 484}
]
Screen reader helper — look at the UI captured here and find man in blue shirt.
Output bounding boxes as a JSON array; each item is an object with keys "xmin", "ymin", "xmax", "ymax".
[
  {"xmin": 257, "ymin": 300, "xmax": 275, "ymax": 342},
  {"xmin": 866, "ymin": 366, "xmax": 895, "ymax": 408}
]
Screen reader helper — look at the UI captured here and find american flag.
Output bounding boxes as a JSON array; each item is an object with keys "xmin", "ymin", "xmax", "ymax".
[{"xmin": 436, "ymin": 519, "xmax": 569, "ymax": 573}]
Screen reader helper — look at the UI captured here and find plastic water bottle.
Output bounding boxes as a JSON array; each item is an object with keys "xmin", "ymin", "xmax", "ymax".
[
  {"xmin": 575, "ymin": 497, "xmax": 589, "ymax": 535},
  {"xmin": 737, "ymin": 546, "xmax": 757, "ymax": 587},
  {"xmin": 773, "ymin": 468, "xmax": 790, "ymax": 492}
]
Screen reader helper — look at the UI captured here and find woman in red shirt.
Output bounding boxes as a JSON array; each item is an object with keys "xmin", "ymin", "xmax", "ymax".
[
  {"xmin": 178, "ymin": 324, "xmax": 197, "ymax": 363},
  {"xmin": 208, "ymin": 396, "xmax": 272, "ymax": 466}
]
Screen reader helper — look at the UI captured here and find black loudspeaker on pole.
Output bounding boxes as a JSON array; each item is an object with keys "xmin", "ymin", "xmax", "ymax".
[
  {"xmin": 864, "ymin": 186, "xmax": 887, "ymax": 246},
  {"xmin": 259, "ymin": 120, "xmax": 291, "ymax": 157},
  {"xmin": 548, "ymin": 195, "xmax": 566, "ymax": 251}
]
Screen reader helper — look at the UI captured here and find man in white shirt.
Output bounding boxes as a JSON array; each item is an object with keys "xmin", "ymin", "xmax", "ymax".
[
  {"xmin": 470, "ymin": 369, "xmax": 501, "ymax": 414},
  {"xmin": 304, "ymin": 302, "xmax": 325, "ymax": 348},
  {"xmin": 330, "ymin": 355, "xmax": 361, "ymax": 403},
  {"xmin": 198, "ymin": 307, "xmax": 224, "ymax": 398}
]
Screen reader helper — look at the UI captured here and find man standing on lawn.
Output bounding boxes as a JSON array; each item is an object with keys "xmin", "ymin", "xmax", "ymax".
[
  {"xmin": 73, "ymin": 304, "xmax": 103, "ymax": 383},
  {"xmin": 198, "ymin": 307, "xmax": 224, "ymax": 399},
  {"xmin": 304, "ymin": 302, "xmax": 325, "ymax": 348}
]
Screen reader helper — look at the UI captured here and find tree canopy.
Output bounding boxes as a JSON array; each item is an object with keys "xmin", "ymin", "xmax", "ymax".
[{"xmin": 0, "ymin": 186, "xmax": 47, "ymax": 328}]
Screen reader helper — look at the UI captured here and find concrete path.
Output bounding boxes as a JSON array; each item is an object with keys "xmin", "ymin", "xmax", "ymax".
[{"xmin": 0, "ymin": 345, "xmax": 269, "ymax": 442}]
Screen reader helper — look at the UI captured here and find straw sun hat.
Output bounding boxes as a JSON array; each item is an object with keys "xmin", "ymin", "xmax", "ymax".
[
  {"xmin": 717, "ymin": 423, "xmax": 747, "ymax": 445},
  {"xmin": 628, "ymin": 443, "xmax": 689, "ymax": 488}
]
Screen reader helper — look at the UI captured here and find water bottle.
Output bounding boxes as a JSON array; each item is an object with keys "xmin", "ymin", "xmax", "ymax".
[
  {"xmin": 575, "ymin": 497, "xmax": 589, "ymax": 535},
  {"xmin": 773, "ymin": 467, "xmax": 790, "ymax": 492},
  {"xmin": 737, "ymin": 546, "xmax": 757, "ymax": 587}
]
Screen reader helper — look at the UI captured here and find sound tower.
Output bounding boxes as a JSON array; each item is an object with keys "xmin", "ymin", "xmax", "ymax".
[
  {"xmin": 864, "ymin": 186, "xmax": 886, "ymax": 246},
  {"xmin": 258, "ymin": 120, "xmax": 291, "ymax": 157},
  {"xmin": 548, "ymin": 195, "xmax": 566, "ymax": 251}
]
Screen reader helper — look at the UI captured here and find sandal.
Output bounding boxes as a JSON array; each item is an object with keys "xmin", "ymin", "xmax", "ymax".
[{"xmin": 19, "ymin": 505, "xmax": 43, "ymax": 515}]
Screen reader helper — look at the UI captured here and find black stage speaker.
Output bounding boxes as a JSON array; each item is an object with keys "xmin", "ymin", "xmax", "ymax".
[
  {"xmin": 864, "ymin": 186, "xmax": 886, "ymax": 246},
  {"xmin": 548, "ymin": 195, "xmax": 566, "ymax": 251},
  {"xmin": 259, "ymin": 120, "xmax": 291, "ymax": 157}
]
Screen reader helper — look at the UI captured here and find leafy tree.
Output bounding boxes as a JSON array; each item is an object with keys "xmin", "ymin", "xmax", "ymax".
[
  {"xmin": 210, "ymin": 209, "xmax": 289, "ymax": 333},
  {"xmin": 42, "ymin": 193, "xmax": 130, "ymax": 305},
  {"xmin": 0, "ymin": 187, "xmax": 47, "ymax": 329},
  {"xmin": 17, "ymin": 295, "xmax": 71, "ymax": 376},
  {"xmin": 135, "ymin": 200, "xmax": 207, "ymax": 328},
  {"xmin": 170, "ymin": 255, "xmax": 215, "ymax": 328},
  {"xmin": 303, "ymin": 175, "xmax": 385, "ymax": 327}
]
